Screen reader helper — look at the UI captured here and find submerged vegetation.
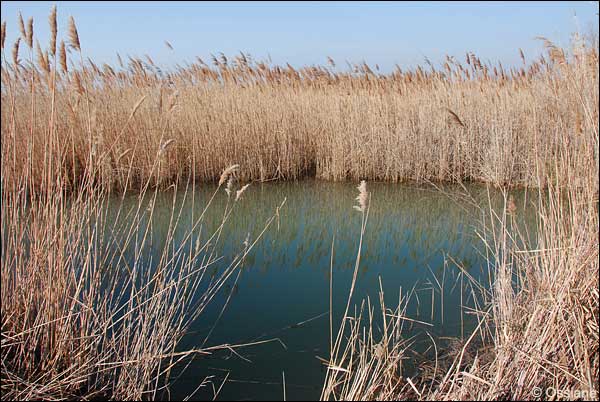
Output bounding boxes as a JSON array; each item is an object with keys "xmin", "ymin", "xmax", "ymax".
[{"xmin": 1, "ymin": 6, "xmax": 598, "ymax": 401}]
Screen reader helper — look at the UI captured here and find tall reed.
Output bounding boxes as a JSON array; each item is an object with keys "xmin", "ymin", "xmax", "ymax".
[
  {"xmin": 1, "ymin": 6, "xmax": 598, "ymax": 401},
  {"xmin": 320, "ymin": 35, "xmax": 598, "ymax": 400},
  {"xmin": 1, "ymin": 16, "xmax": 597, "ymax": 194},
  {"xmin": 1, "ymin": 9, "xmax": 285, "ymax": 400}
]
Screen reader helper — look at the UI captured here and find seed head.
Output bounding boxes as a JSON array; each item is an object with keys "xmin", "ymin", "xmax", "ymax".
[
  {"xmin": 159, "ymin": 138, "xmax": 175, "ymax": 154},
  {"xmin": 49, "ymin": 6, "xmax": 57, "ymax": 56},
  {"xmin": 12, "ymin": 38, "xmax": 21, "ymax": 67},
  {"xmin": 225, "ymin": 176, "xmax": 234, "ymax": 196},
  {"xmin": 354, "ymin": 180, "xmax": 368, "ymax": 213},
  {"xmin": 235, "ymin": 183, "xmax": 251, "ymax": 201},
  {"xmin": 68, "ymin": 16, "xmax": 80, "ymax": 51},
  {"xmin": 59, "ymin": 40, "xmax": 67, "ymax": 73},
  {"xmin": 1, "ymin": 21, "xmax": 6, "ymax": 50},
  {"xmin": 219, "ymin": 164, "xmax": 240, "ymax": 186}
]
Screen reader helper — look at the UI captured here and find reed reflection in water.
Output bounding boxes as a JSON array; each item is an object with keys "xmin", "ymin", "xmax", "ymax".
[{"xmin": 101, "ymin": 180, "xmax": 537, "ymax": 401}]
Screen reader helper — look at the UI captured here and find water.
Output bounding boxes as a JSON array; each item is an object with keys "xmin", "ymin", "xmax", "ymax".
[{"xmin": 102, "ymin": 180, "xmax": 538, "ymax": 401}]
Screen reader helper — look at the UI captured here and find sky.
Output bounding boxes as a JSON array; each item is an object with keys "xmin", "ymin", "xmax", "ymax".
[{"xmin": 1, "ymin": 1, "xmax": 598, "ymax": 73}]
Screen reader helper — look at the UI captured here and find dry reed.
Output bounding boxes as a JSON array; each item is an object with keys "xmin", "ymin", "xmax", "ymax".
[
  {"xmin": 1, "ymin": 6, "xmax": 598, "ymax": 401},
  {"xmin": 1, "ymin": 8, "xmax": 286, "ymax": 401},
  {"xmin": 1, "ymin": 14, "xmax": 597, "ymax": 193},
  {"xmin": 321, "ymin": 32, "xmax": 598, "ymax": 400}
]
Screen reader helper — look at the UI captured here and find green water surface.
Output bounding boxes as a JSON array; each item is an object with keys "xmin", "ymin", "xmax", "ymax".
[{"xmin": 103, "ymin": 180, "xmax": 538, "ymax": 401}]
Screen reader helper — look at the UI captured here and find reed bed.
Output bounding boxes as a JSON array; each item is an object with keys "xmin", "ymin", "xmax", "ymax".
[
  {"xmin": 1, "ymin": 157, "xmax": 287, "ymax": 400},
  {"xmin": 317, "ymin": 23, "xmax": 598, "ymax": 402},
  {"xmin": 1, "ymin": 12, "xmax": 598, "ymax": 192},
  {"xmin": 1, "ymin": 7, "xmax": 598, "ymax": 401},
  {"xmin": 322, "ymin": 178, "xmax": 598, "ymax": 401},
  {"xmin": 320, "ymin": 49, "xmax": 599, "ymax": 399},
  {"xmin": 1, "ymin": 9, "xmax": 286, "ymax": 400}
]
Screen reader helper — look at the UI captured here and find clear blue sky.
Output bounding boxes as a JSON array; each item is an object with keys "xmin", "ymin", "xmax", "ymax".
[{"xmin": 1, "ymin": 1, "xmax": 598, "ymax": 72}]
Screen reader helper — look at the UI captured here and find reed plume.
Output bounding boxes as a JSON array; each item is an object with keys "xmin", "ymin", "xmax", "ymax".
[
  {"xmin": 68, "ymin": 16, "xmax": 80, "ymax": 51},
  {"xmin": 166, "ymin": 90, "xmax": 179, "ymax": 113},
  {"xmin": 12, "ymin": 38, "xmax": 20, "ymax": 67},
  {"xmin": 17, "ymin": 12, "xmax": 26, "ymax": 41},
  {"xmin": 1, "ymin": 21, "xmax": 6, "ymax": 50},
  {"xmin": 446, "ymin": 108, "xmax": 466, "ymax": 128},
  {"xmin": 354, "ymin": 180, "xmax": 368, "ymax": 212},
  {"xmin": 159, "ymin": 138, "xmax": 175, "ymax": 154},
  {"xmin": 519, "ymin": 48, "xmax": 525, "ymax": 64},
  {"xmin": 131, "ymin": 95, "xmax": 146, "ymax": 117},
  {"xmin": 219, "ymin": 164, "xmax": 240, "ymax": 186},
  {"xmin": 235, "ymin": 183, "xmax": 251, "ymax": 201},
  {"xmin": 535, "ymin": 36, "xmax": 566, "ymax": 65},
  {"xmin": 26, "ymin": 17, "xmax": 33, "ymax": 49},
  {"xmin": 58, "ymin": 40, "xmax": 67, "ymax": 73},
  {"xmin": 72, "ymin": 71, "xmax": 84, "ymax": 94},
  {"xmin": 117, "ymin": 148, "xmax": 132, "ymax": 162},
  {"xmin": 49, "ymin": 5, "xmax": 57, "ymax": 56},
  {"xmin": 222, "ymin": 177, "xmax": 232, "ymax": 196},
  {"xmin": 36, "ymin": 40, "xmax": 49, "ymax": 74},
  {"xmin": 507, "ymin": 194, "xmax": 517, "ymax": 215}
]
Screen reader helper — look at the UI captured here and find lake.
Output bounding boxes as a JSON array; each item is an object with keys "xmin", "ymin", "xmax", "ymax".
[{"xmin": 102, "ymin": 180, "xmax": 538, "ymax": 401}]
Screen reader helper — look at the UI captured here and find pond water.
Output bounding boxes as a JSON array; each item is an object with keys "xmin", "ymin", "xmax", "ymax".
[{"xmin": 104, "ymin": 180, "xmax": 538, "ymax": 401}]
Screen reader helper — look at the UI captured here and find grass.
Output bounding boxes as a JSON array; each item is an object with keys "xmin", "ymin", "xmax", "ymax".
[
  {"xmin": 1, "ymin": 10, "xmax": 285, "ymax": 400},
  {"xmin": 1, "ymin": 13, "xmax": 598, "ymax": 191},
  {"xmin": 320, "ymin": 43, "xmax": 598, "ymax": 399},
  {"xmin": 322, "ymin": 180, "xmax": 598, "ymax": 400},
  {"xmin": 1, "ymin": 163, "xmax": 285, "ymax": 400},
  {"xmin": 1, "ymin": 6, "xmax": 598, "ymax": 401}
]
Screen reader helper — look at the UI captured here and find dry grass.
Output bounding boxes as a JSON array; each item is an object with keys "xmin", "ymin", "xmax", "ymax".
[
  {"xmin": 322, "ymin": 180, "xmax": 598, "ymax": 401},
  {"xmin": 1, "ymin": 13, "xmax": 598, "ymax": 192},
  {"xmin": 1, "ymin": 7, "xmax": 598, "ymax": 401},
  {"xmin": 320, "ymin": 30, "xmax": 598, "ymax": 402},
  {"xmin": 1, "ymin": 10, "xmax": 286, "ymax": 400},
  {"xmin": 1, "ymin": 162, "xmax": 285, "ymax": 400},
  {"xmin": 320, "ymin": 44, "xmax": 598, "ymax": 400}
]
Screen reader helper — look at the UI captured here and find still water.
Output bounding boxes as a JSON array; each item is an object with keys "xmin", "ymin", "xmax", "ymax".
[{"xmin": 105, "ymin": 180, "xmax": 537, "ymax": 401}]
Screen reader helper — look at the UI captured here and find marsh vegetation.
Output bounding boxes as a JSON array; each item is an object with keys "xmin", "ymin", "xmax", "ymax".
[{"xmin": 1, "ymin": 7, "xmax": 598, "ymax": 401}]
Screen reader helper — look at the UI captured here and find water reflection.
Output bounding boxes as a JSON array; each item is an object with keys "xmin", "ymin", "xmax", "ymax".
[{"xmin": 101, "ymin": 180, "xmax": 537, "ymax": 401}]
